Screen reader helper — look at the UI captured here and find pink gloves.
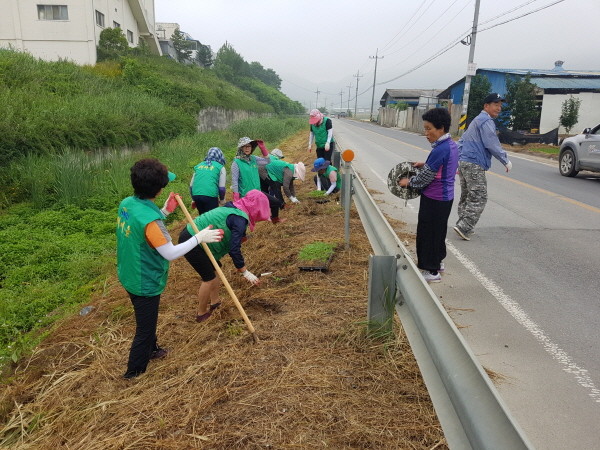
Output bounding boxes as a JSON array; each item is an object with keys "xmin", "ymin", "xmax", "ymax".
[{"xmin": 161, "ymin": 192, "xmax": 179, "ymax": 216}]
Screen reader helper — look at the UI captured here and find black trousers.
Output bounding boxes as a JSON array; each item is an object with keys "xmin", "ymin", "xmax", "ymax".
[
  {"xmin": 316, "ymin": 142, "xmax": 335, "ymax": 162},
  {"xmin": 416, "ymin": 195, "xmax": 453, "ymax": 273},
  {"xmin": 192, "ymin": 194, "xmax": 218, "ymax": 215},
  {"xmin": 126, "ymin": 292, "xmax": 161, "ymax": 377}
]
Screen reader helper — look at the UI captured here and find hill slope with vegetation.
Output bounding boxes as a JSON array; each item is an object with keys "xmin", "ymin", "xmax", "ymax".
[{"xmin": 0, "ymin": 43, "xmax": 303, "ymax": 167}]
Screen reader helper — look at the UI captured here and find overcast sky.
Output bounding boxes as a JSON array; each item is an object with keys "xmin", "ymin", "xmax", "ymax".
[{"xmin": 155, "ymin": 0, "xmax": 600, "ymax": 111}]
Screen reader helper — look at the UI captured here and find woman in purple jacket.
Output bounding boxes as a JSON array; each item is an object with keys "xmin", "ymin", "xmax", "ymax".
[{"xmin": 399, "ymin": 108, "xmax": 458, "ymax": 283}]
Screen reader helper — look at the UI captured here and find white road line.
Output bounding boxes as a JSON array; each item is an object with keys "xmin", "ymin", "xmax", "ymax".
[{"xmin": 446, "ymin": 240, "xmax": 600, "ymax": 404}]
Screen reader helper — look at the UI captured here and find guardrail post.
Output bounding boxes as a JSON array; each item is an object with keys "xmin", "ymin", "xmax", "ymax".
[
  {"xmin": 342, "ymin": 170, "xmax": 352, "ymax": 249},
  {"xmin": 332, "ymin": 150, "xmax": 341, "ymax": 169},
  {"xmin": 367, "ymin": 255, "xmax": 396, "ymax": 337}
]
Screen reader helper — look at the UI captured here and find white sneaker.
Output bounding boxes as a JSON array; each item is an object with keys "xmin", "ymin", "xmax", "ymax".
[
  {"xmin": 453, "ymin": 226, "xmax": 471, "ymax": 241},
  {"xmin": 439, "ymin": 262, "xmax": 445, "ymax": 273},
  {"xmin": 422, "ymin": 270, "xmax": 441, "ymax": 283}
]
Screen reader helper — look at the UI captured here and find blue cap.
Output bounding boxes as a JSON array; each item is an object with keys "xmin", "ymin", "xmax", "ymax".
[{"xmin": 311, "ymin": 157, "xmax": 330, "ymax": 172}]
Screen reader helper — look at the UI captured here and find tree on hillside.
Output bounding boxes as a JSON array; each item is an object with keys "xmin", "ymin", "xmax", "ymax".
[
  {"xmin": 466, "ymin": 74, "xmax": 491, "ymax": 126},
  {"xmin": 213, "ymin": 43, "xmax": 247, "ymax": 82},
  {"xmin": 195, "ymin": 43, "xmax": 213, "ymax": 68},
  {"xmin": 248, "ymin": 62, "xmax": 281, "ymax": 89},
  {"xmin": 171, "ymin": 28, "xmax": 193, "ymax": 63},
  {"xmin": 559, "ymin": 96, "xmax": 581, "ymax": 134},
  {"xmin": 97, "ymin": 28, "xmax": 129, "ymax": 61},
  {"xmin": 503, "ymin": 73, "xmax": 539, "ymax": 131}
]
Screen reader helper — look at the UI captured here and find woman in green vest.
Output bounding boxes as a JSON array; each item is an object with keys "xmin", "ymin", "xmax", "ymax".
[
  {"xmin": 307, "ymin": 109, "xmax": 335, "ymax": 162},
  {"xmin": 190, "ymin": 147, "xmax": 227, "ymax": 214},
  {"xmin": 178, "ymin": 190, "xmax": 272, "ymax": 322},
  {"xmin": 231, "ymin": 136, "xmax": 285, "ymax": 223},
  {"xmin": 264, "ymin": 159, "xmax": 306, "ymax": 205},
  {"xmin": 312, "ymin": 157, "xmax": 341, "ymax": 195},
  {"xmin": 117, "ymin": 158, "xmax": 223, "ymax": 379}
]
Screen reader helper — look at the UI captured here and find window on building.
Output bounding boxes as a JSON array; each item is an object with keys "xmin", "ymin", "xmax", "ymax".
[
  {"xmin": 95, "ymin": 10, "xmax": 105, "ymax": 27},
  {"xmin": 37, "ymin": 5, "xmax": 68, "ymax": 20},
  {"xmin": 127, "ymin": 30, "xmax": 134, "ymax": 44},
  {"xmin": 113, "ymin": 21, "xmax": 120, "ymax": 29}
]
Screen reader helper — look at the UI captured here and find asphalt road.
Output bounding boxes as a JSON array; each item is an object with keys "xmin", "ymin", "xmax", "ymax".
[{"xmin": 333, "ymin": 118, "xmax": 600, "ymax": 450}]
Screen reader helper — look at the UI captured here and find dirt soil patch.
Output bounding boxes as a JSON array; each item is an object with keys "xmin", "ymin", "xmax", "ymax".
[{"xmin": 0, "ymin": 133, "xmax": 446, "ymax": 449}]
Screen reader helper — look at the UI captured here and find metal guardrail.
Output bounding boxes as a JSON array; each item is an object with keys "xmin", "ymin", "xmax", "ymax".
[{"xmin": 345, "ymin": 163, "xmax": 534, "ymax": 450}]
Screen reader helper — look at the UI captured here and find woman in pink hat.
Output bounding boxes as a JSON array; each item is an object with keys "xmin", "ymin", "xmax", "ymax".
[
  {"xmin": 178, "ymin": 190, "xmax": 272, "ymax": 322},
  {"xmin": 307, "ymin": 109, "xmax": 336, "ymax": 163}
]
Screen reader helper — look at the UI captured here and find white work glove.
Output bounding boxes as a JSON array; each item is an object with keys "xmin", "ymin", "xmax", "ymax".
[
  {"xmin": 290, "ymin": 196, "xmax": 300, "ymax": 203},
  {"xmin": 324, "ymin": 143, "xmax": 330, "ymax": 151},
  {"xmin": 241, "ymin": 269, "xmax": 259, "ymax": 285},
  {"xmin": 194, "ymin": 226, "xmax": 223, "ymax": 244},
  {"xmin": 505, "ymin": 160, "xmax": 513, "ymax": 173}
]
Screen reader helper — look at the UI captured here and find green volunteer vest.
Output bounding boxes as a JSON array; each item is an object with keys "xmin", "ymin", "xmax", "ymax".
[
  {"xmin": 116, "ymin": 196, "xmax": 169, "ymax": 296},
  {"xmin": 310, "ymin": 117, "xmax": 335, "ymax": 148},
  {"xmin": 270, "ymin": 155, "xmax": 280, "ymax": 161},
  {"xmin": 233, "ymin": 156, "xmax": 260, "ymax": 197},
  {"xmin": 266, "ymin": 159, "xmax": 295, "ymax": 183},
  {"xmin": 191, "ymin": 161, "xmax": 223, "ymax": 197},
  {"xmin": 325, "ymin": 166, "xmax": 342, "ymax": 189},
  {"xmin": 186, "ymin": 206, "xmax": 249, "ymax": 261}
]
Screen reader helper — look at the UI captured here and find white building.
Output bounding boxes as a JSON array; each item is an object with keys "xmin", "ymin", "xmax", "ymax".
[
  {"xmin": 0, "ymin": 0, "xmax": 161, "ymax": 65},
  {"xmin": 156, "ymin": 22, "xmax": 202, "ymax": 64}
]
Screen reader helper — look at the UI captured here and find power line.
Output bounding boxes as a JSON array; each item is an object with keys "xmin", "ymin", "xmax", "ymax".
[
  {"xmin": 383, "ymin": 0, "xmax": 439, "ymax": 54},
  {"xmin": 479, "ymin": 0, "xmax": 566, "ymax": 32},
  {"xmin": 362, "ymin": 0, "xmax": 567, "ymax": 92},
  {"xmin": 382, "ymin": 0, "xmax": 467, "ymax": 57},
  {"xmin": 381, "ymin": 0, "xmax": 429, "ymax": 52}
]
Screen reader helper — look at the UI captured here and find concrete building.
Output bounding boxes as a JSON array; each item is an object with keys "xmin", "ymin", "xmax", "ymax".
[
  {"xmin": 156, "ymin": 22, "xmax": 205, "ymax": 64},
  {"xmin": 0, "ymin": 0, "xmax": 161, "ymax": 65},
  {"xmin": 439, "ymin": 62, "xmax": 600, "ymax": 133}
]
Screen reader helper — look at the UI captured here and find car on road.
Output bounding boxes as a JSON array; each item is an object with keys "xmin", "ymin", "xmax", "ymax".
[{"xmin": 559, "ymin": 124, "xmax": 600, "ymax": 176}]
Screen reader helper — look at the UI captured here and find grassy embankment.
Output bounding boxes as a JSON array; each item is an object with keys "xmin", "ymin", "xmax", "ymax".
[{"xmin": 0, "ymin": 48, "xmax": 306, "ymax": 368}]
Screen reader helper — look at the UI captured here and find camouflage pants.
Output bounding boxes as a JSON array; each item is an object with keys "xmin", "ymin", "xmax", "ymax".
[{"xmin": 456, "ymin": 161, "xmax": 487, "ymax": 234}]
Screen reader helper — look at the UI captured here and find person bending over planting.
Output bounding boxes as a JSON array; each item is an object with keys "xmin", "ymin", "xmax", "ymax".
[
  {"xmin": 117, "ymin": 158, "xmax": 223, "ymax": 379},
  {"xmin": 263, "ymin": 159, "xmax": 306, "ymax": 206},
  {"xmin": 178, "ymin": 189, "xmax": 271, "ymax": 323},
  {"xmin": 231, "ymin": 137, "xmax": 286, "ymax": 224},
  {"xmin": 312, "ymin": 157, "xmax": 341, "ymax": 195},
  {"xmin": 190, "ymin": 147, "xmax": 227, "ymax": 214}
]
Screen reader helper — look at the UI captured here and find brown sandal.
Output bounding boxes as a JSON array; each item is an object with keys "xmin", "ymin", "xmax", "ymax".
[{"xmin": 195, "ymin": 310, "xmax": 213, "ymax": 323}]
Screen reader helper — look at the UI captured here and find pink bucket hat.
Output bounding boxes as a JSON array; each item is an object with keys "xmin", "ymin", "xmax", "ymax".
[{"xmin": 309, "ymin": 109, "xmax": 323, "ymax": 125}]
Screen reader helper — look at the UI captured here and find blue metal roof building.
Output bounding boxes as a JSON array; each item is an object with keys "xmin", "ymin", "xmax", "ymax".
[{"xmin": 439, "ymin": 61, "xmax": 600, "ymax": 104}]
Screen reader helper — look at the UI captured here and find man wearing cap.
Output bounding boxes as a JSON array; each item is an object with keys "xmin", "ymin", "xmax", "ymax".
[
  {"xmin": 308, "ymin": 109, "xmax": 336, "ymax": 163},
  {"xmin": 454, "ymin": 93, "xmax": 513, "ymax": 241},
  {"xmin": 117, "ymin": 158, "xmax": 223, "ymax": 379},
  {"xmin": 312, "ymin": 157, "xmax": 341, "ymax": 195}
]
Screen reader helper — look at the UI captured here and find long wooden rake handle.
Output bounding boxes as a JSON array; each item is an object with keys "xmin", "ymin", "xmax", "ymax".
[{"xmin": 174, "ymin": 195, "xmax": 259, "ymax": 343}]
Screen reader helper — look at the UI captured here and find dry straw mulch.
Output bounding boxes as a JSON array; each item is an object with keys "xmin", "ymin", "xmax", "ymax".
[{"xmin": 0, "ymin": 133, "xmax": 446, "ymax": 449}]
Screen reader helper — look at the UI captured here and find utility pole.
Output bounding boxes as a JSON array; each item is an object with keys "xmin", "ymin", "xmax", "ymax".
[
  {"xmin": 369, "ymin": 49, "xmax": 384, "ymax": 121},
  {"xmin": 353, "ymin": 70, "xmax": 363, "ymax": 118},
  {"xmin": 346, "ymin": 83, "xmax": 352, "ymax": 112},
  {"xmin": 339, "ymin": 89, "xmax": 344, "ymax": 110},
  {"xmin": 458, "ymin": 0, "xmax": 481, "ymax": 132},
  {"xmin": 314, "ymin": 88, "xmax": 320, "ymax": 110}
]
